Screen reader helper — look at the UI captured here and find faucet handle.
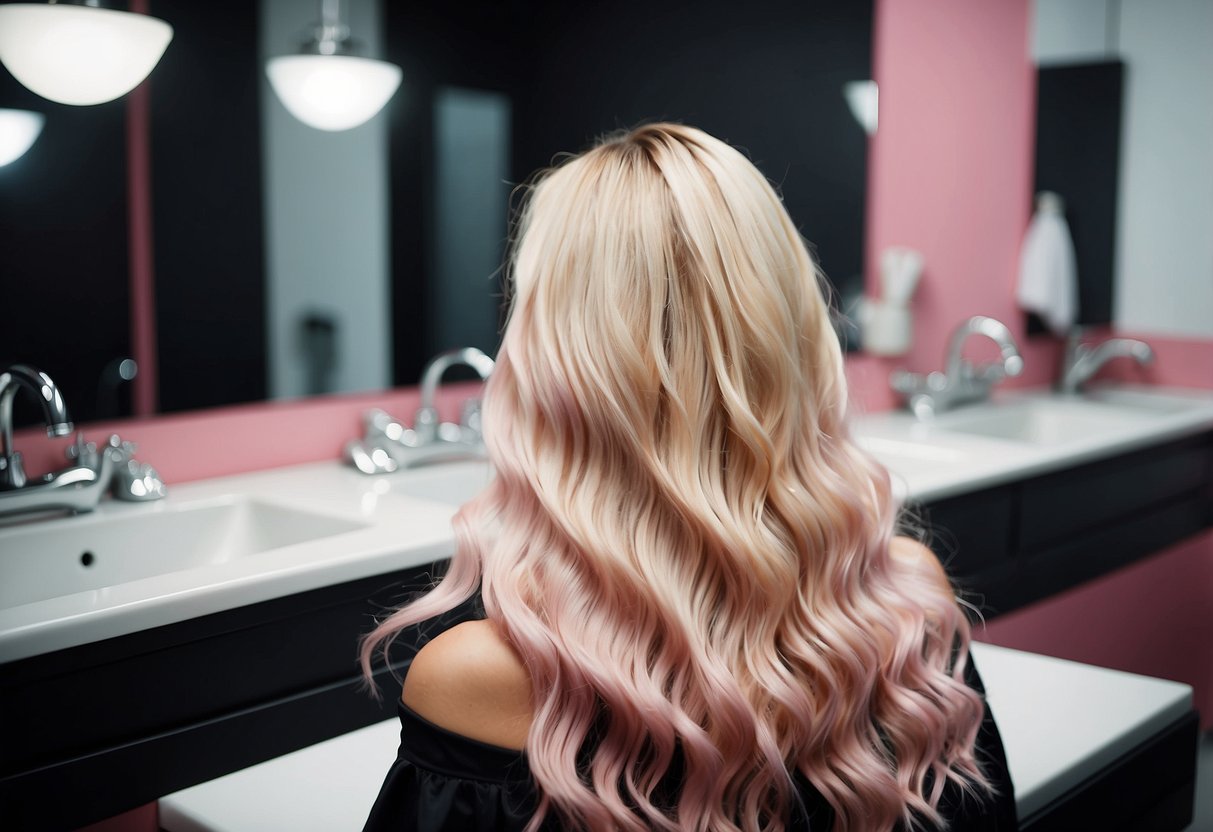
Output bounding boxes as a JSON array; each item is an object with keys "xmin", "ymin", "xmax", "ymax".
[
  {"xmin": 460, "ymin": 398, "xmax": 483, "ymax": 435},
  {"xmin": 66, "ymin": 432, "xmax": 100, "ymax": 467},
  {"xmin": 890, "ymin": 370, "xmax": 949, "ymax": 394},
  {"xmin": 101, "ymin": 434, "xmax": 137, "ymax": 464},
  {"xmin": 412, "ymin": 405, "xmax": 439, "ymax": 443},
  {"xmin": 111, "ymin": 458, "xmax": 167, "ymax": 501}
]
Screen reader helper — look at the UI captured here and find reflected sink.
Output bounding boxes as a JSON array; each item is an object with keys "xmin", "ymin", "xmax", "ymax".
[
  {"xmin": 0, "ymin": 498, "xmax": 368, "ymax": 610},
  {"xmin": 933, "ymin": 397, "xmax": 1154, "ymax": 445}
]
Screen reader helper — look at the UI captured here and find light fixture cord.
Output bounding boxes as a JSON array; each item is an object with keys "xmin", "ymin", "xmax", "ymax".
[
  {"xmin": 315, "ymin": 0, "xmax": 349, "ymax": 54},
  {"xmin": 321, "ymin": 0, "xmax": 343, "ymax": 30}
]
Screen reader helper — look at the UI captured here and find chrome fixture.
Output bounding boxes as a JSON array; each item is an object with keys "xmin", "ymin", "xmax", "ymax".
[
  {"xmin": 346, "ymin": 347, "xmax": 495, "ymax": 474},
  {"xmin": 1058, "ymin": 330, "xmax": 1154, "ymax": 394},
  {"xmin": 0, "ymin": 431, "xmax": 166, "ymax": 518},
  {"xmin": 890, "ymin": 316, "xmax": 1025, "ymax": 419},
  {"xmin": 1, "ymin": 364, "xmax": 73, "ymax": 490},
  {"xmin": 0, "ymin": 364, "xmax": 165, "ymax": 517},
  {"xmin": 266, "ymin": 0, "xmax": 402, "ymax": 132}
]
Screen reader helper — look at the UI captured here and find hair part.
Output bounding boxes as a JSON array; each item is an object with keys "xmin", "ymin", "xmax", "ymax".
[{"xmin": 362, "ymin": 123, "xmax": 992, "ymax": 831}]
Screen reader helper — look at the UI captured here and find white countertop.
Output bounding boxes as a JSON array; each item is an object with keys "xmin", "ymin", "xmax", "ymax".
[
  {"xmin": 854, "ymin": 384, "xmax": 1213, "ymax": 503},
  {"xmin": 158, "ymin": 642, "xmax": 1195, "ymax": 830},
  {"xmin": 3, "ymin": 383, "xmax": 1212, "ymax": 663}
]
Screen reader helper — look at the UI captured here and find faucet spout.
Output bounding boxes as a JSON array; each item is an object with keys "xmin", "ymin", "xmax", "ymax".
[
  {"xmin": 419, "ymin": 347, "xmax": 496, "ymax": 412},
  {"xmin": 891, "ymin": 316, "xmax": 1023, "ymax": 419},
  {"xmin": 346, "ymin": 347, "xmax": 496, "ymax": 473},
  {"xmin": 944, "ymin": 316, "xmax": 1025, "ymax": 380},
  {"xmin": 1060, "ymin": 334, "xmax": 1154, "ymax": 393},
  {"xmin": 1, "ymin": 365, "xmax": 74, "ymax": 489}
]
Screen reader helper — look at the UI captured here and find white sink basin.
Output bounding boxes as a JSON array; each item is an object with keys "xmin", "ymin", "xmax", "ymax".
[
  {"xmin": 932, "ymin": 398, "xmax": 1154, "ymax": 445},
  {"xmin": 0, "ymin": 460, "xmax": 473, "ymax": 664},
  {"xmin": 1080, "ymin": 386, "xmax": 1211, "ymax": 416},
  {"xmin": 0, "ymin": 498, "xmax": 368, "ymax": 610}
]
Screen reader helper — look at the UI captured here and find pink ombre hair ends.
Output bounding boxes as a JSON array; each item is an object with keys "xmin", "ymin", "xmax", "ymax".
[{"xmin": 362, "ymin": 124, "xmax": 993, "ymax": 831}]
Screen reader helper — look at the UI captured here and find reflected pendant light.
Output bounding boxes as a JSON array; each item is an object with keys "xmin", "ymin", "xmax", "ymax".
[
  {"xmin": 0, "ymin": 108, "xmax": 45, "ymax": 165},
  {"xmin": 266, "ymin": 0, "xmax": 401, "ymax": 132},
  {"xmin": 843, "ymin": 80, "xmax": 879, "ymax": 136},
  {"xmin": 0, "ymin": 2, "xmax": 173, "ymax": 106}
]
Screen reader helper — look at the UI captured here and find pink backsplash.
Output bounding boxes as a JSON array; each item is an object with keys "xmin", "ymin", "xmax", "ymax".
[{"xmin": 11, "ymin": 381, "xmax": 484, "ymax": 485}]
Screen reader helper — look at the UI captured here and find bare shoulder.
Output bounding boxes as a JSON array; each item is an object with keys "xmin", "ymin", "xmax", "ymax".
[
  {"xmin": 402, "ymin": 619, "xmax": 534, "ymax": 751},
  {"xmin": 890, "ymin": 535, "xmax": 952, "ymax": 595}
]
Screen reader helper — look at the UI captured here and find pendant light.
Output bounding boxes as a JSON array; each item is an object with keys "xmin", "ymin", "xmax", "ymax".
[
  {"xmin": 0, "ymin": 2, "xmax": 173, "ymax": 106},
  {"xmin": 843, "ymin": 80, "xmax": 879, "ymax": 136},
  {"xmin": 266, "ymin": 0, "xmax": 401, "ymax": 132},
  {"xmin": 0, "ymin": 109, "xmax": 45, "ymax": 166}
]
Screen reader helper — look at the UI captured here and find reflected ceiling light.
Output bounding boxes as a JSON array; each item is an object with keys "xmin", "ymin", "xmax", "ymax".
[
  {"xmin": 844, "ymin": 80, "xmax": 879, "ymax": 136},
  {"xmin": 0, "ymin": 108, "xmax": 45, "ymax": 166},
  {"xmin": 266, "ymin": 0, "xmax": 402, "ymax": 132},
  {"xmin": 0, "ymin": 2, "xmax": 173, "ymax": 106}
]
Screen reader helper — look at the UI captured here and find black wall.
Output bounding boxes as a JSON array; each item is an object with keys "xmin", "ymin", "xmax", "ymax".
[
  {"xmin": 514, "ymin": 0, "xmax": 871, "ymax": 294},
  {"xmin": 150, "ymin": 0, "xmax": 267, "ymax": 413},
  {"xmin": 0, "ymin": 69, "xmax": 130, "ymax": 427},
  {"xmin": 384, "ymin": 0, "xmax": 872, "ymax": 382}
]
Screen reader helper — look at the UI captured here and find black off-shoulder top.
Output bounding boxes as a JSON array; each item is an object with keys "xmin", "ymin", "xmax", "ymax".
[{"xmin": 362, "ymin": 634, "xmax": 1017, "ymax": 832}]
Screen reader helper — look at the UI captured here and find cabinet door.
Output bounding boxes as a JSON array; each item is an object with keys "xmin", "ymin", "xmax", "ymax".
[
  {"xmin": 916, "ymin": 486, "xmax": 1016, "ymax": 577},
  {"xmin": 1020, "ymin": 434, "xmax": 1210, "ymax": 550}
]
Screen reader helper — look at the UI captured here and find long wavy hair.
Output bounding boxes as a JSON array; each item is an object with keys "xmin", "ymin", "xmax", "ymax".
[{"xmin": 361, "ymin": 123, "xmax": 991, "ymax": 831}]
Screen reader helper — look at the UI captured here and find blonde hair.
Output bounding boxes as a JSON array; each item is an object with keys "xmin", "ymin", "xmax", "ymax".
[{"xmin": 362, "ymin": 123, "xmax": 991, "ymax": 831}]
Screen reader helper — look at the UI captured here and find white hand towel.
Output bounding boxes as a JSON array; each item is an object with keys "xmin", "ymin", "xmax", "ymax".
[{"xmin": 1017, "ymin": 192, "xmax": 1078, "ymax": 336}]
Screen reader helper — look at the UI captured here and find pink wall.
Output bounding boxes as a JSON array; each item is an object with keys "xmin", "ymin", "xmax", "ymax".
[
  {"xmin": 848, "ymin": 0, "xmax": 1063, "ymax": 415},
  {"xmin": 862, "ymin": 0, "xmax": 1213, "ymax": 732},
  {"xmin": 979, "ymin": 531, "xmax": 1213, "ymax": 730}
]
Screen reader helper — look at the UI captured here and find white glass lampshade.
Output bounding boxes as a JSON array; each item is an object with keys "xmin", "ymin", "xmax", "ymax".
[
  {"xmin": 267, "ymin": 54, "xmax": 402, "ymax": 132},
  {"xmin": 0, "ymin": 108, "xmax": 45, "ymax": 166},
  {"xmin": 0, "ymin": 4, "xmax": 173, "ymax": 106}
]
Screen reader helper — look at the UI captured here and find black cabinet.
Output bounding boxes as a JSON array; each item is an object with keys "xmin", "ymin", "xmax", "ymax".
[
  {"xmin": 0, "ymin": 563, "xmax": 471, "ymax": 830},
  {"xmin": 917, "ymin": 431, "xmax": 1213, "ymax": 618}
]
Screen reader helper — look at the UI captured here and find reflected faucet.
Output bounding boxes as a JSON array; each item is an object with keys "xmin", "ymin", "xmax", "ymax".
[
  {"xmin": 890, "ymin": 316, "xmax": 1024, "ymax": 419},
  {"xmin": 1, "ymin": 364, "xmax": 74, "ymax": 489},
  {"xmin": 346, "ymin": 347, "xmax": 496, "ymax": 473},
  {"xmin": 1059, "ymin": 330, "xmax": 1154, "ymax": 394}
]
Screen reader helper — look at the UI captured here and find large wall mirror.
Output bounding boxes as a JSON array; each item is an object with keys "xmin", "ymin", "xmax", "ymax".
[
  {"xmin": 1031, "ymin": 0, "xmax": 1213, "ymax": 338},
  {"xmin": 0, "ymin": 0, "xmax": 874, "ymax": 426}
]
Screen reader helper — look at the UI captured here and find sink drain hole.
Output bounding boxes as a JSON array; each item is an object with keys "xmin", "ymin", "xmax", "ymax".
[{"xmin": 81, "ymin": 551, "xmax": 95, "ymax": 567}]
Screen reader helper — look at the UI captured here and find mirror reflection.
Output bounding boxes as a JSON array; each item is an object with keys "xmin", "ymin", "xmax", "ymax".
[
  {"xmin": 0, "ymin": 0, "xmax": 874, "ymax": 425},
  {"xmin": 1030, "ymin": 0, "xmax": 1213, "ymax": 339}
]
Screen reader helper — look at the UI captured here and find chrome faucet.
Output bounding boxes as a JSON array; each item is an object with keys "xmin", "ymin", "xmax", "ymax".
[
  {"xmin": 1058, "ymin": 330, "xmax": 1154, "ymax": 394},
  {"xmin": 0, "ymin": 364, "xmax": 166, "ymax": 517},
  {"xmin": 890, "ymin": 316, "xmax": 1025, "ymax": 419},
  {"xmin": 1, "ymin": 364, "xmax": 74, "ymax": 490},
  {"xmin": 346, "ymin": 347, "xmax": 496, "ymax": 474}
]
